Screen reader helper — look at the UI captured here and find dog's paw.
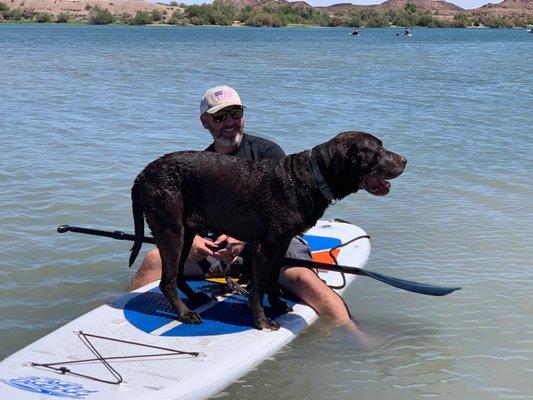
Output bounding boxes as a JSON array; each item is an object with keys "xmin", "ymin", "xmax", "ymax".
[
  {"xmin": 269, "ymin": 298, "xmax": 293, "ymax": 313},
  {"xmin": 180, "ymin": 310, "xmax": 203, "ymax": 324},
  {"xmin": 255, "ymin": 317, "xmax": 280, "ymax": 331}
]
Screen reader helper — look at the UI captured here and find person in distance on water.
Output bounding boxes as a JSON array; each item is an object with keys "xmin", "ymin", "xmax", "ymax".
[{"xmin": 129, "ymin": 86, "xmax": 370, "ymax": 343}]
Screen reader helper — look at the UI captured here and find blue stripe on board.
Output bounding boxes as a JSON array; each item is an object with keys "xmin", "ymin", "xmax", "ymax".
[
  {"xmin": 162, "ymin": 297, "xmax": 291, "ymax": 336},
  {"xmin": 303, "ymin": 234, "xmax": 342, "ymax": 252},
  {"xmin": 123, "ymin": 286, "xmax": 294, "ymax": 336},
  {"xmin": 123, "ymin": 234, "xmax": 340, "ymax": 336}
]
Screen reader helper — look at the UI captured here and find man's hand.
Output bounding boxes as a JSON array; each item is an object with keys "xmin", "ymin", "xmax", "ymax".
[
  {"xmin": 212, "ymin": 234, "xmax": 245, "ymax": 265},
  {"xmin": 187, "ymin": 235, "xmax": 220, "ymax": 262}
]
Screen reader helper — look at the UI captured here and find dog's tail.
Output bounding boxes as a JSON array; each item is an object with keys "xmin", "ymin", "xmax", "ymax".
[{"xmin": 129, "ymin": 177, "xmax": 145, "ymax": 268}]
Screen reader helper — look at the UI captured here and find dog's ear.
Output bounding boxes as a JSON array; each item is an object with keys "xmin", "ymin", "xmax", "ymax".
[
  {"xmin": 347, "ymin": 131, "xmax": 382, "ymax": 172},
  {"xmin": 329, "ymin": 132, "xmax": 355, "ymax": 175},
  {"xmin": 334, "ymin": 134, "xmax": 369, "ymax": 175},
  {"xmin": 317, "ymin": 132, "xmax": 368, "ymax": 176},
  {"xmin": 330, "ymin": 146, "xmax": 346, "ymax": 175}
]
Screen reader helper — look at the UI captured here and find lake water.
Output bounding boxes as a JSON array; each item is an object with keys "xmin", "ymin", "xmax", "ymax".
[{"xmin": 1, "ymin": 24, "xmax": 532, "ymax": 399}]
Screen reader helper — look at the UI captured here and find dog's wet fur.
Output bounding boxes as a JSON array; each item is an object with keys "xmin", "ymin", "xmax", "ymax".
[{"xmin": 129, "ymin": 131, "xmax": 406, "ymax": 330}]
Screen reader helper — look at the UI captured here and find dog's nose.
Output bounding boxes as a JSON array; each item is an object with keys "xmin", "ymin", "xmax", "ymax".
[{"xmin": 400, "ymin": 157, "xmax": 407, "ymax": 166}]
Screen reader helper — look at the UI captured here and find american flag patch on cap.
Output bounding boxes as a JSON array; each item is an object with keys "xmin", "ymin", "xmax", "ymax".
[{"xmin": 214, "ymin": 89, "xmax": 233, "ymax": 100}]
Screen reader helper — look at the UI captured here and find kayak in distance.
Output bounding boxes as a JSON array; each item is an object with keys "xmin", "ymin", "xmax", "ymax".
[{"xmin": 396, "ymin": 28, "xmax": 412, "ymax": 37}]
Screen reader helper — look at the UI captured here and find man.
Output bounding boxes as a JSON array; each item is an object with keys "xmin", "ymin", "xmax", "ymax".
[{"xmin": 129, "ymin": 86, "xmax": 369, "ymax": 341}]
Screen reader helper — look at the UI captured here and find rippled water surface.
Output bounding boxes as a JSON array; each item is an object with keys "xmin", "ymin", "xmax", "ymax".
[{"xmin": 1, "ymin": 25, "xmax": 532, "ymax": 399}]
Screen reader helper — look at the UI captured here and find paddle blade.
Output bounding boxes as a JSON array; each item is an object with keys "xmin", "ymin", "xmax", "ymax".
[
  {"xmin": 284, "ymin": 257, "xmax": 461, "ymax": 297},
  {"xmin": 362, "ymin": 269, "xmax": 461, "ymax": 296}
]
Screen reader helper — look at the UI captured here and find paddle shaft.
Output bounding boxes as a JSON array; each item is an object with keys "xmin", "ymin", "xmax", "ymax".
[
  {"xmin": 57, "ymin": 225, "xmax": 155, "ymax": 244},
  {"xmin": 57, "ymin": 224, "xmax": 461, "ymax": 296}
]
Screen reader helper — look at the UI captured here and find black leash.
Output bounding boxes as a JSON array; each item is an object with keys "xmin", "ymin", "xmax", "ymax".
[{"xmin": 325, "ymin": 234, "xmax": 371, "ymax": 290}]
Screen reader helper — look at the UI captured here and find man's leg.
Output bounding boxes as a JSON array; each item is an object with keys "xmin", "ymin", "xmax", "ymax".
[
  {"xmin": 278, "ymin": 265, "xmax": 371, "ymax": 345},
  {"xmin": 129, "ymin": 238, "xmax": 222, "ymax": 291},
  {"xmin": 129, "ymin": 248, "xmax": 162, "ymax": 291},
  {"xmin": 278, "ymin": 265, "xmax": 351, "ymax": 325},
  {"xmin": 279, "ymin": 237, "xmax": 371, "ymax": 345}
]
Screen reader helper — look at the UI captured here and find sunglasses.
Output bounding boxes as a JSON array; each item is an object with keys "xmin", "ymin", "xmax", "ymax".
[{"xmin": 210, "ymin": 107, "xmax": 244, "ymax": 123}]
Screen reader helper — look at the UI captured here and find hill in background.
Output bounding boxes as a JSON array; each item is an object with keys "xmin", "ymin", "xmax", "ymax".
[
  {"xmin": 2, "ymin": 0, "xmax": 177, "ymax": 18},
  {"xmin": 322, "ymin": 0, "xmax": 532, "ymax": 19},
  {"xmin": 0, "ymin": 0, "xmax": 531, "ymax": 26}
]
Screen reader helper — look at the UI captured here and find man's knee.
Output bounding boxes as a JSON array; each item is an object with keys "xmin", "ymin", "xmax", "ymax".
[
  {"xmin": 281, "ymin": 266, "xmax": 316, "ymax": 287},
  {"xmin": 141, "ymin": 248, "xmax": 162, "ymax": 271},
  {"xmin": 129, "ymin": 248, "xmax": 162, "ymax": 291}
]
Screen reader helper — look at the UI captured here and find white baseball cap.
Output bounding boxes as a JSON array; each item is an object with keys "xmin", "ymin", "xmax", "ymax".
[{"xmin": 200, "ymin": 86, "xmax": 244, "ymax": 115}]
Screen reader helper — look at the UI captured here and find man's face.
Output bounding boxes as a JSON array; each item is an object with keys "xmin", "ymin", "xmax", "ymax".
[{"xmin": 201, "ymin": 106, "xmax": 244, "ymax": 151}]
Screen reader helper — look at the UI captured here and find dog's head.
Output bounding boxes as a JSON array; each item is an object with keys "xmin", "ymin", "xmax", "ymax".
[{"xmin": 313, "ymin": 131, "xmax": 407, "ymax": 199}]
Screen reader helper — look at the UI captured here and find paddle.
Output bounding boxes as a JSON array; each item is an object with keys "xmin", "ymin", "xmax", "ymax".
[
  {"xmin": 57, "ymin": 224, "xmax": 155, "ymax": 244},
  {"xmin": 57, "ymin": 224, "xmax": 461, "ymax": 297}
]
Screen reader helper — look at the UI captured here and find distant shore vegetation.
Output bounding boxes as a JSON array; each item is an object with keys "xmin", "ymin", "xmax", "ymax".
[{"xmin": 0, "ymin": 0, "xmax": 531, "ymax": 28}]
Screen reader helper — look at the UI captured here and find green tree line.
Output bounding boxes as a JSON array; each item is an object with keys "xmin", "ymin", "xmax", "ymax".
[{"xmin": 1, "ymin": 1, "xmax": 531, "ymax": 28}]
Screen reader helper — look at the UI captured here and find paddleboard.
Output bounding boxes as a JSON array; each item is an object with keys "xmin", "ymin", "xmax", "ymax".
[{"xmin": 0, "ymin": 219, "xmax": 370, "ymax": 400}]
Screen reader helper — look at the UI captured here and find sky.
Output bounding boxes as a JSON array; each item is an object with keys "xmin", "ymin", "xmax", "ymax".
[{"xmin": 169, "ymin": 0, "xmax": 504, "ymax": 10}]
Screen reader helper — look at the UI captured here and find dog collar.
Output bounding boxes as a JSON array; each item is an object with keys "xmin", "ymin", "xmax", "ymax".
[{"xmin": 308, "ymin": 150, "xmax": 334, "ymax": 202}]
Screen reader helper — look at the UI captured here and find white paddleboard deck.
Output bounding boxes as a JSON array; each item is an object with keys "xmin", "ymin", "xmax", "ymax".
[{"xmin": 0, "ymin": 220, "xmax": 370, "ymax": 400}]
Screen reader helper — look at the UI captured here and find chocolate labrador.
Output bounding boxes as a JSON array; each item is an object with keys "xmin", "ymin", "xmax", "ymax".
[{"xmin": 129, "ymin": 131, "xmax": 406, "ymax": 330}]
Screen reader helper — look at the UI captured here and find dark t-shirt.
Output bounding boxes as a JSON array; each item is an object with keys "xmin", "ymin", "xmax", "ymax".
[{"xmin": 204, "ymin": 133, "xmax": 286, "ymax": 161}]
